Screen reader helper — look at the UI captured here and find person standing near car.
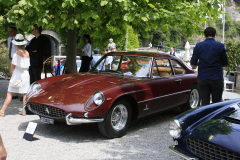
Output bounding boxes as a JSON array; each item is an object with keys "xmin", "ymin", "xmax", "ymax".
[
  {"xmin": 0, "ymin": 34, "xmax": 30, "ymax": 116},
  {"xmin": 26, "ymin": 24, "xmax": 45, "ymax": 84},
  {"xmin": 91, "ymin": 48, "xmax": 104, "ymax": 70},
  {"xmin": 77, "ymin": 34, "xmax": 92, "ymax": 72},
  {"xmin": 8, "ymin": 27, "xmax": 19, "ymax": 100},
  {"xmin": 191, "ymin": 27, "xmax": 229, "ymax": 106},
  {"xmin": 170, "ymin": 47, "xmax": 175, "ymax": 56}
]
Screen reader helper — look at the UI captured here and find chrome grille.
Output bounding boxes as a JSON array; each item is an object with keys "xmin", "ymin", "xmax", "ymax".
[
  {"xmin": 187, "ymin": 138, "xmax": 240, "ymax": 160},
  {"xmin": 28, "ymin": 103, "xmax": 67, "ymax": 119}
]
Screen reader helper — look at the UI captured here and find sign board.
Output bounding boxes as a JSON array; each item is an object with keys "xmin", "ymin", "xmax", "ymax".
[{"xmin": 23, "ymin": 122, "xmax": 38, "ymax": 141}]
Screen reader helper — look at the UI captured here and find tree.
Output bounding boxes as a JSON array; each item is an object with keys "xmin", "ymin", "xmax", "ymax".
[{"xmin": 0, "ymin": 0, "xmax": 224, "ymax": 73}]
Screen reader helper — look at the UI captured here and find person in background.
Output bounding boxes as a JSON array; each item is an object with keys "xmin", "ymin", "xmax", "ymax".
[
  {"xmin": 149, "ymin": 42, "xmax": 152, "ymax": 48},
  {"xmin": 170, "ymin": 47, "xmax": 175, "ymax": 56},
  {"xmin": 103, "ymin": 48, "xmax": 108, "ymax": 55},
  {"xmin": 8, "ymin": 27, "xmax": 19, "ymax": 100},
  {"xmin": 77, "ymin": 34, "xmax": 92, "ymax": 72},
  {"xmin": 158, "ymin": 41, "xmax": 162, "ymax": 51},
  {"xmin": 110, "ymin": 47, "xmax": 115, "ymax": 52},
  {"xmin": 0, "ymin": 34, "xmax": 30, "ymax": 116},
  {"xmin": 91, "ymin": 49, "xmax": 104, "ymax": 70},
  {"xmin": 0, "ymin": 135, "xmax": 7, "ymax": 160},
  {"xmin": 26, "ymin": 24, "xmax": 45, "ymax": 84},
  {"xmin": 162, "ymin": 40, "xmax": 165, "ymax": 51},
  {"xmin": 191, "ymin": 27, "xmax": 229, "ymax": 106}
]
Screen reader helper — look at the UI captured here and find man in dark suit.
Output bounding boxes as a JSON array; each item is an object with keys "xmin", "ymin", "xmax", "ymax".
[
  {"xmin": 170, "ymin": 47, "xmax": 175, "ymax": 56},
  {"xmin": 191, "ymin": 27, "xmax": 229, "ymax": 106},
  {"xmin": 26, "ymin": 24, "xmax": 45, "ymax": 84}
]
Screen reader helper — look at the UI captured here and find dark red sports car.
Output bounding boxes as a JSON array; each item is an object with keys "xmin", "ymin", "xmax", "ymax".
[{"xmin": 24, "ymin": 51, "xmax": 200, "ymax": 138}]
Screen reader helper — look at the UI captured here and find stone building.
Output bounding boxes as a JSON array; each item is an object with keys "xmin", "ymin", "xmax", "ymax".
[{"xmin": 26, "ymin": 29, "xmax": 65, "ymax": 56}]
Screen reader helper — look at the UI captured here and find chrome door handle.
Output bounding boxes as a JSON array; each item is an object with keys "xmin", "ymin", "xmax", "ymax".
[{"xmin": 175, "ymin": 79, "xmax": 182, "ymax": 82}]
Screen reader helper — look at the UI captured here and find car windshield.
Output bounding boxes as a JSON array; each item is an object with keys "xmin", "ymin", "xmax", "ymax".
[{"xmin": 90, "ymin": 55, "xmax": 152, "ymax": 77}]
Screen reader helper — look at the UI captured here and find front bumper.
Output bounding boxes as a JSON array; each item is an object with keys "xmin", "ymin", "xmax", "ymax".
[
  {"xmin": 23, "ymin": 105, "xmax": 104, "ymax": 125},
  {"xmin": 170, "ymin": 145, "xmax": 199, "ymax": 160},
  {"xmin": 65, "ymin": 113, "xmax": 104, "ymax": 125}
]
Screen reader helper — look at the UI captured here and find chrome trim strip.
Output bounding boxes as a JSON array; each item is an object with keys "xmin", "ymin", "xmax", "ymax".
[
  {"xmin": 138, "ymin": 89, "xmax": 191, "ymax": 103},
  {"xmin": 22, "ymin": 105, "xmax": 27, "ymax": 116},
  {"xmin": 169, "ymin": 146, "xmax": 198, "ymax": 160},
  {"xmin": 65, "ymin": 113, "xmax": 104, "ymax": 125}
]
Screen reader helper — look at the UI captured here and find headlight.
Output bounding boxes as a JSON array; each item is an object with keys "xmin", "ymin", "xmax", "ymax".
[
  {"xmin": 93, "ymin": 92, "xmax": 105, "ymax": 106},
  {"xmin": 26, "ymin": 82, "xmax": 41, "ymax": 99},
  {"xmin": 85, "ymin": 91, "xmax": 105, "ymax": 111},
  {"xmin": 169, "ymin": 119, "xmax": 181, "ymax": 138}
]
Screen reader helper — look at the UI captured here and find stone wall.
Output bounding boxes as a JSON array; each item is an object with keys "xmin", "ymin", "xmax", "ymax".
[{"xmin": 26, "ymin": 30, "xmax": 64, "ymax": 56}]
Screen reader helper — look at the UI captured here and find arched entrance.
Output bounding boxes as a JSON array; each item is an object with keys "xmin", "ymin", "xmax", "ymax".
[{"xmin": 26, "ymin": 29, "xmax": 64, "ymax": 56}]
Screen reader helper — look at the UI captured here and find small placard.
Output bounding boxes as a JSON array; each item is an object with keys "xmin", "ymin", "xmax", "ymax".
[{"xmin": 23, "ymin": 122, "xmax": 38, "ymax": 141}]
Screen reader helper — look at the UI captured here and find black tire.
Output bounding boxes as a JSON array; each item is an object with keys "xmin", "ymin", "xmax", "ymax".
[
  {"xmin": 98, "ymin": 99, "xmax": 132, "ymax": 138},
  {"xmin": 182, "ymin": 84, "xmax": 201, "ymax": 111}
]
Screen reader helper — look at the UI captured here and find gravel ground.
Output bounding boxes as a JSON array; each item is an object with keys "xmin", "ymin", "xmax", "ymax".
[{"xmin": 0, "ymin": 79, "xmax": 183, "ymax": 160}]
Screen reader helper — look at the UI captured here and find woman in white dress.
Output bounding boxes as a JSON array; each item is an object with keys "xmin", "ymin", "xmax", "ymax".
[{"xmin": 0, "ymin": 34, "xmax": 30, "ymax": 117}]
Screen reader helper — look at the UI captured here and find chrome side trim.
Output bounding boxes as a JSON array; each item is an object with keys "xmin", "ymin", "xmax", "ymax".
[
  {"xmin": 22, "ymin": 105, "xmax": 27, "ymax": 116},
  {"xmin": 138, "ymin": 89, "xmax": 191, "ymax": 103},
  {"xmin": 65, "ymin": 113, "xmax": 104, "ymax": 125},
  {"xmin": 169, "ymin": 145, "xmax": 198, "ymax": 160}
]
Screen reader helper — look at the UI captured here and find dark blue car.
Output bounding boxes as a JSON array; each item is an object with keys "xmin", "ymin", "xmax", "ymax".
[{"xmin": 169, "ymin": 99, "xmax": 240, "ymax": 160}]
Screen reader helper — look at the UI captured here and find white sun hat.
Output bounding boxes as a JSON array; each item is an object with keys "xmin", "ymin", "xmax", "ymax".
[{"xmin": 12, "ymin": 34, "xmax": 27, "ymax": 45}]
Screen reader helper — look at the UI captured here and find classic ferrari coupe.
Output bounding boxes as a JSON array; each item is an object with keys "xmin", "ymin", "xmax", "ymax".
[
  {"xmin": 24, "ymin": 51, "xmax": 200, "ymax": 138},
  {"xmin": 169, "ymin": 99, "xmax": 240, "ymax": 160}
]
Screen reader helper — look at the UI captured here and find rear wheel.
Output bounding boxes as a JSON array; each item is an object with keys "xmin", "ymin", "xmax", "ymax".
[
  {"xmin": 183, "ymin": 84, "xmax": 200, "ymax": 111},
  {"xmin": 98, "ymin": 99, "xmax": 132, "ymax": 138}
]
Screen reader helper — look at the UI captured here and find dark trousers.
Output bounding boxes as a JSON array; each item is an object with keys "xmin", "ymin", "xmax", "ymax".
[
  {"xmin": 29, "ymin": 66, "xmax": 42, "ymax": 84},
  {"xmin": 79, "ymin": 56, "xmax": 91, "ymax": 72},
  {"xmin": 197, "ymin": 78, "xmax": 223, "ymax": 106}
]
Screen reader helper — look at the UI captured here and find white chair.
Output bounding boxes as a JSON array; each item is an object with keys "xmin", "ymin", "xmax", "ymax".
[{"xmin": 223, "ymin": 70, "xmax": 234, "ymax": 92}]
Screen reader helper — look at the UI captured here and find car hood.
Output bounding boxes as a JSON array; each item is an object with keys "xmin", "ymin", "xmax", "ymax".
[
  {"xmin": 190, "ymin": 108, "xmax": 240, "ymax": 155},
  {"xmin": 42, "ymin": 73, "xmax": 137, "ymax": 95}
]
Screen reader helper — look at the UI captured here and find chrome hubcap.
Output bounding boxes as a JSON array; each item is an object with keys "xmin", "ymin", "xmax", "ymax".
[
  {"xmin": 111, "ymin": 104, "xmax": 128, "ymax": 131},
  {"xmin": 189, "ymin": 89, "xmax": 199, "ymax": 108}
]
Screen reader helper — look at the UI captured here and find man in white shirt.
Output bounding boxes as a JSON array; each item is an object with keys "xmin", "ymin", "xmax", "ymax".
[
  {"xmin": 91, "ymin": 49, "xmax": 103, "ymax": 70},
  {"xmin": 170, "ymin": 47, "xmax": 176, "ymax": 56},
  {"xmin": 8, "ymin": 27, "xmax": 19, "ymax": 99}
]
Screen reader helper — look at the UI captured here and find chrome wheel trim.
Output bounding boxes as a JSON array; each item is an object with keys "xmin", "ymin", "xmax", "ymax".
[
  {"xmin": 189, "ymin": 89, "xmax": 199, "ymax": 109},
  {"xmin": 111, "ymin": 104, "xmax": 128, "ymax": 131}
]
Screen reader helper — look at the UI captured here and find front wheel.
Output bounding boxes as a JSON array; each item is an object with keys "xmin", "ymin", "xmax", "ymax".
[
  {"xmin": 98, "ymin": 99, "xmax": 132, "ymax": 138},
  {"xmin": 183, "ymin": 84, "xmax": 201, "ymax": 111}
]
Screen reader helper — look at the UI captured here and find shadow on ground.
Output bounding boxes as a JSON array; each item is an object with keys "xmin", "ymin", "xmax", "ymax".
[{"xmin": 18, "ymin": 108, "xmax": 182, "ymax": 143}]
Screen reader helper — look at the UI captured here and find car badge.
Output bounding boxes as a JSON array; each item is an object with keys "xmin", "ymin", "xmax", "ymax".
[
  {"xmin": 45, "ymin": 108, "xmax": 50, "ymax": 114},
  {"xmin": 209, "ymin": 135, "xmax": 213, "ymax": 140},
  {"xmin": 48, "ymin": 96, "xmax": 52, "ymax": 99},
  {"xmin": 144, "ymin": 104, "xmax": 149, "ymax": 111}
]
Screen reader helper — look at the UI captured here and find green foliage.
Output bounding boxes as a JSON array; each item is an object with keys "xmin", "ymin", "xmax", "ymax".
[
  {"xmin": 139, "ymin": 26, "xmax": 183, "ymax": 48},
  {"xmin": 0, "ymin": 0, "xmax": 225, "ymax": 73},
  {"xmin": 0, "ymin": 0, "xmax": 224, "ymax": 40},
  {"xmin": 127, "ymin": 26, "xmax": 139, "ymax": 50},
  {"xmin": 0, "ymin": 39, "xmax": 10, "ymax": 78},
  {"xmin": 226, "ymin": 40, "xmax": 240, "ymax": 72}
]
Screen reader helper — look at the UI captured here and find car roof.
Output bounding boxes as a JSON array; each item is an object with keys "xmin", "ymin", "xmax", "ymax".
[{"xmin": 108, "ymin": 51, "xmax": 172, "ymax": 58}]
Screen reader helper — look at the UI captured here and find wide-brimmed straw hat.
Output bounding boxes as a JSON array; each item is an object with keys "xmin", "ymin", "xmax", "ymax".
[{"xmin": 12, "ymin": 34, "xmax": 27, "ymax": 45}]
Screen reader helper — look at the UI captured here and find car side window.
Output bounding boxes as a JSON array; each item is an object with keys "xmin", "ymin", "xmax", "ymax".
[
  {"xmin": 153, "ymin": 59, "xmax": 172, "ymax": 77},
  {"xmin": 171, "ymin": 60, "xmax": 186, "ymax": 75}
]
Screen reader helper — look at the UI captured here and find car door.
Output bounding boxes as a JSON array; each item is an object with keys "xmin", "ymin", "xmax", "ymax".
[
  {"xmin": 149, "ymin": 58, "xmax": 185, "ymax": 112},
  {"xmin": 169, "ymin": 59, "xmax": 192, "ymax": 106}
]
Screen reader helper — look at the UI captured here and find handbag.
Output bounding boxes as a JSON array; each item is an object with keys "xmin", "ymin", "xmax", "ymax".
[{"xmin": 9, "ymin": 79, "xmax": 22, "ymax": 88}]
